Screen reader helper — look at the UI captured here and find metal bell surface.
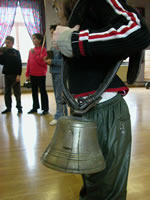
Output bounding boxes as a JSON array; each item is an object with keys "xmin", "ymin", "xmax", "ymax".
[{"xmin": 41, "ymin": 116, "xmax": 106, "ymax": 174}]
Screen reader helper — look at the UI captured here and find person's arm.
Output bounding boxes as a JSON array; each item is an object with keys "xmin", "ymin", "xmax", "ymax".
[
  {"xmin": 44, "ymin": 48, "xmax": 63, "ymax": 66},
  {"xmin": 71, "ymin": 20, "xmax": 150, "ymax": 58},
  {"xmin": 15, "ymin": 50, "xmax": 22, "ymax": 82},
  {"xmin": 25, "ymin": 52, "xmax": 31, "ymax": 79},
  {"xmin": 32, "ymin": 47, "xmax": 48, "ymax": 66},
  {"xmin": 51, "ymin": 51, "xmax": 63, "ymax": 66},
  {"xmin": 0, "ymin": 47, "xmax": 8, "ymax": 65},
  {"xmin": 16, "ymin": 50, "xmax": 22, "ymax": 75},
  {"xmin": 0, "ymin": 54, "xmax": 4, "ymax": 65},
  {"xmin": 53, "ymin": 0, "xmax": 150, "ymax": 58}
]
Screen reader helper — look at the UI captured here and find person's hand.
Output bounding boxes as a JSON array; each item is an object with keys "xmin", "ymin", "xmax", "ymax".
[
  {"xmin": 26, "ymin": 76, "xmax": 30, "ymax": 81},
  {"xmin": 45, "ymin": 59, "xmax": 52, "ymax": 65},
  {"xmin": 43, "ymin": 56, "xmax": 52, "ymax": 65},
  {"xmin": 52, "ymin": 25, "xmax": 80, "ymax": 50},
  {"xmin": 51, "ymin": 25, "xmax": 80, "ymax": 57},
  {"xmin": 16, "ymin": 75, "xmax": 20, "ymax": 82}
]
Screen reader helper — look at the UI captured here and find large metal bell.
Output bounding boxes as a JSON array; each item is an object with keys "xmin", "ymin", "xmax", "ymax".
[{"xmin": 41, "ymin": 116, "xmax": 106, "ymax": 174}]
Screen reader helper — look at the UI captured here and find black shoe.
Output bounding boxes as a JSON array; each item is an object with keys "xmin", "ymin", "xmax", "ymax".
[
  {"xmin": 1, "ymin": 109, "xmax": 11, "ymax": 114},
  {"xmin": 18, "ymin": 109, "xmax": 23, "ymax": 114},
  {"xmin": 28, "ymin": 109, "xmax": 37, "ymax": 114},
  {"xmin": 41, "ymin": 110, "xmax": 49, "ymax": 115}
]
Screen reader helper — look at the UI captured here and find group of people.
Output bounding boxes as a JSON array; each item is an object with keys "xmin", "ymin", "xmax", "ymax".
[{"xmin": 0, "ymin": 25, "xmax": 67, "ymax": 125}]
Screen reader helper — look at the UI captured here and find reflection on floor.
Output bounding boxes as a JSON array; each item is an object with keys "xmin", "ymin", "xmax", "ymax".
[{"xmin": 0, "ymin": 88, "xmax": 150, "ymax": 200}]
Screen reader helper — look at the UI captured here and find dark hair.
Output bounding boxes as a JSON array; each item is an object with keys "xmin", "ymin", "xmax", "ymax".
[
  {"xmin": 5, "ymin": 36, "xmax": 14, "ymax": 44},
  {"xmin": 50, "ymin": 24, "xmax": 57, "ymax": 31},
  {"xmin": 32, "ymin": 33, "xmax": 43, "ymax": 45}
]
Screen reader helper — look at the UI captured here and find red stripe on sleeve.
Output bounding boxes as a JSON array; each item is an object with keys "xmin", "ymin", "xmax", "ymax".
[{"xmin": 79, "ymin": 40, "xmax": 86, "ymax": 56}]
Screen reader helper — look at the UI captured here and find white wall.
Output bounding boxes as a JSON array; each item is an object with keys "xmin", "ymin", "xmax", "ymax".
[
  {"xmin": 133, "ymin": 0, "xmax": 150, "ymax": 28},
  {"xmin": 130, "ymin": 0, "xmax": 150, "ymax": 84},
  {"xmin": 45, "ymin": 0, "xmax": 59, "ymax": 50},
  {"xmin": 44, "ymin": 0, "xmax": 59, "ymax": 90}
]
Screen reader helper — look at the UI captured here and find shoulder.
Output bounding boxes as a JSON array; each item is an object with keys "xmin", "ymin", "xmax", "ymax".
[
  {"xmin": 13, "ymin": 48, "xmax": 18, "ymax": 52},
  {"xmin": 13, "ymin": 48, "xmax": 20, "ymax": 54}
]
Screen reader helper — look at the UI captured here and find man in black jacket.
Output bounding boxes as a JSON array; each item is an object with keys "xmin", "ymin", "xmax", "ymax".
[
  {"xmin": 51, "ymin": 0, "xmax": 150, "ymax": 199},
  {"xmin": 0, "ymin": 36, "xmax": 22, "ymax": 114}
]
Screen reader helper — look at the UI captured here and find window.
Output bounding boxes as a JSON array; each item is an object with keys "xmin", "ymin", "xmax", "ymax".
[{"xmin": 11, "ymin": 3, "xmax": 33, "ymax": 63}]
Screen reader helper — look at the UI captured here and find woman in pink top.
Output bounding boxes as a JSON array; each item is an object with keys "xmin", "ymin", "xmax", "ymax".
[{"xmin": 26, "ymin": 33, "xmax": 49, "ymax": 115}]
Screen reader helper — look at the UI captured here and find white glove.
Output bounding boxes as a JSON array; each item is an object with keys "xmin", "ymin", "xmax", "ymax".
[{"xmin": 52, "ymin": 25, "xmax": 80, "ymax": 57}]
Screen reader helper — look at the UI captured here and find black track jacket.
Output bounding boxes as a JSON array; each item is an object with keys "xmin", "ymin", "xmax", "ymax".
[{"xmin": 65, "ymin": 0, "xmax": 150, "ymax": 96}]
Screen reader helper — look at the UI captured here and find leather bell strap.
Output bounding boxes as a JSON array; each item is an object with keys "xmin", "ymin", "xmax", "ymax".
[{"xmin": 61, "ymin": 59, "xmax": 123, "ymax": 115}]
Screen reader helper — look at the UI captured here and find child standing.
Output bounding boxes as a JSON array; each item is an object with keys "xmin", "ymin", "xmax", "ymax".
[
  {"xmin": 26, "ymin": 33, "xmax": 49, "ymax": 115},
  {"xmin": 45, "ymin": 25, "xmax": 68, "ymax": 125},
  {"xmin": 0, "ymin": 36, "xmax": 22, "ymax": 114}
]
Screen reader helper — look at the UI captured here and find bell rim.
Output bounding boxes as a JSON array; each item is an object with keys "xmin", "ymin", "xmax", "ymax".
[{"xmin": 41, "ymin": 158, "xmax": 106, "ymax": 174}]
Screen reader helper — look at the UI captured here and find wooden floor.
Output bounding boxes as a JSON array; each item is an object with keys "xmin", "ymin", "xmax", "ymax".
[{"xmin": 0, "ymin": 88, "xmax": 150, "ymax": 200}]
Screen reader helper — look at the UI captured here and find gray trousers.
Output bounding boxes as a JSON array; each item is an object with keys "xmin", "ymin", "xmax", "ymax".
[
  {"xmin": 79, "ymin": 94, "xmax": 131, "ymax": 200},
  {"xmin": 4, "ymin": 75, "xmax": 22, "ymax": 110}
]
